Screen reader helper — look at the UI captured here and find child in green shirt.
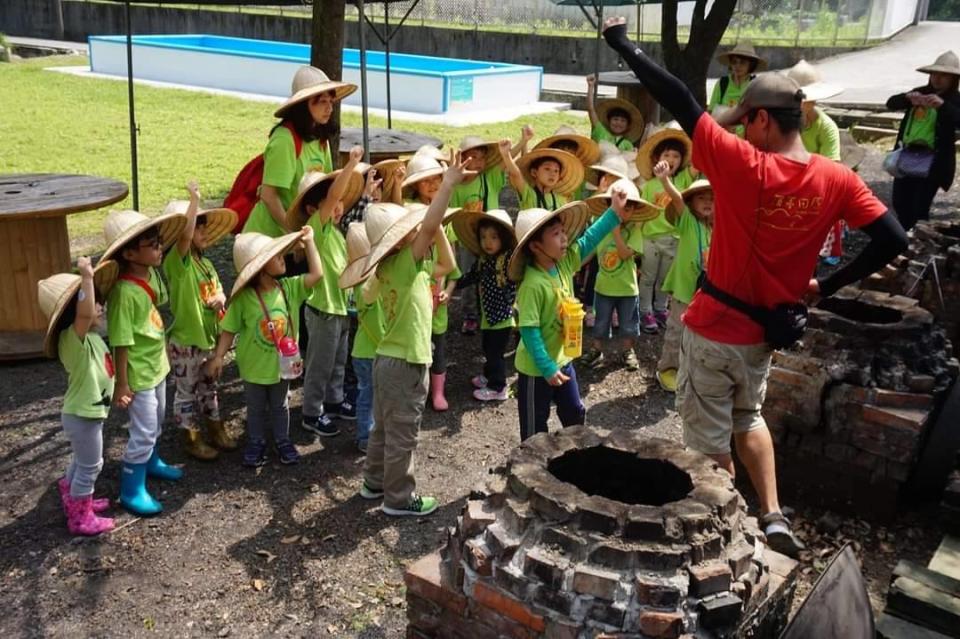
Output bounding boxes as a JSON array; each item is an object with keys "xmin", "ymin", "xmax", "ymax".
[
  {"xmin": 510, "ymin": 189, "xmax": 633, "ymax": 441},
  {"xmin": 208, "ymin": 229, "xmax": 322, "ymax": 468},
  {"xmin": 500, "ymin": 140, "xmax": 584, "ymax": 212},
  {"xmin": 102, "ymin": 208, "xmax": 187, "ymax": 516},
  {"xmin": 162, "ymin": 181, "xmax": 238, "ymax": 461},
  {"xmin": 359, "ymin": 159, "xmax": 470, "ymax": 517},
  {"xmin": 654, "ymin": 176, "xmax": 714, "ymax": 393},
  {"xmin": 586, "ymin": 75, "xmax": 644, "ymax": 151},
  {"xmin": 38, "ymin": 257, "xmax": 118, "ymax": 535}
]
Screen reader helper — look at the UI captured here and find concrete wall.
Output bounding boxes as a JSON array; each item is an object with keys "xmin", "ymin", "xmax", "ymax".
[
  {"xmin": 0, "ymin": 0, "xmax": 64, "ymax": 39},
  {"xmin": 11, "ymin": 2, "xmax": 864, "ymax": 75}
]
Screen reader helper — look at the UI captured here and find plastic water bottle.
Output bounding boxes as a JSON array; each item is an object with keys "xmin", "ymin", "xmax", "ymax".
[{"xmin": 277, "ymin": 336, "xmax": 303, "ymax": 380}]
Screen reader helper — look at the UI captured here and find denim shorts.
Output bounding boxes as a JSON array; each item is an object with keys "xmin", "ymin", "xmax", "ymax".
[{"xmin": 592, "ymin": 293, "xmax": 641, "ymax": 339}]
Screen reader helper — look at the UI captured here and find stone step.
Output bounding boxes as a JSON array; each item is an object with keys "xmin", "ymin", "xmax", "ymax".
[
  {"xmin": 850, "ymin": 125, "xmax": 899, "ymax": 142},
  {"xmin": 929, "ymin": 535, "xmax": 960, "ymax": 581},
  {"xmin": 876, "ymin": 612, "xmax": 951, "ymax": 639},
  {"xmin": 893, "ymin": 560, "xmax": 960, "ymax": 598},
  {"xmin": 887, "ymin": 575, "xmax": 960, "ymax": 636}
]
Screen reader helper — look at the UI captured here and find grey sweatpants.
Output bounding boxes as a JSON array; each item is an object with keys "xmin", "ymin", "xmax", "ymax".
[
  {"xmin": 62, "ymin": 414, "xmax": 104, "ymax": 497},
  {"xmin": 244, "ymin": 380, "xmax": 291, "ymax": 443},
  {"xmin": 124, "ymin": 382, "xmax": 166, "ymax": 465},
  {"xmin": 303, "ymin": 308, "xmax": 349, "ymax": 418}
]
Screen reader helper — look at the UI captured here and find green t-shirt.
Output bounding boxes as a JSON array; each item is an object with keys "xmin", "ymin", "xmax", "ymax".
[
  {"xmin": 450, "ymin": 167, "xmax": 507, "ymax": 214},
  {"xmin": 514, "ymin": 244, "xmax": 583, "ymax": 377},
  {"xmin": 662, "ymin": 210, "xmax": 712, "ymax": 305},
  {"xmin": 594, "ymin": 223, "xmax": 645, "ymax": 297},
  {"xmin": 430, "ymin": 225, "xmax": 462, "ymax": 335},
  {"xmin": 306, "ymin": 217, "xmax": 348, "ymax": 315},
  {"xmin": 903, "ymin": 105, "xmax": 938, "ymax": 148},
  {"xmin": 800, "ymin": 107, "xmax": 841, "ymax": 161},
  {"xmin": 709, "ymin": 74, "xmax": 751, "ymax": 111},
  {"xmin": 518, "ymin": 184, "xmax": 569, "ymax": 211},
  {"xmin": 59, "ymin": 327, "xmax": 114, "ymax": 420},
  {"xmin": 163, "ymin": 249, "xmax": 223, "ymax": 350},
  {"xmin": 221, "ymin": 276, "xmax": 310, "ymax": 385},
  {"xmin": 352, "ymin": 284, "xmax": 385, "ymax": 360},
  {"xmin": 591, "ymin": 122, "xmax": 634, "ymax": 152},
  {"xmin": 107, "ymin": 268, "xmax": 170, "ymax": 392},
  {"xmin": 640, "ymin": 168, "xmax": 697, "ymax": 239},
  {"xmin": 376, "ymin": 245, "xmax": 434, "ymax": 365},
  {"xmin": 243, "ymin": 126, "xmax": 333, "ymax": 238}
]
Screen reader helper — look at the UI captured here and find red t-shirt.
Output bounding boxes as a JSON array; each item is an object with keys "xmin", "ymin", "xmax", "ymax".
[{"xmin": 682, "ymin": 114, "xmax": 886, "ymax": 345}]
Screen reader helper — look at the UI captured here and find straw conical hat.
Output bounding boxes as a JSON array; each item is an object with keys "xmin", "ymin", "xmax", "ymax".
[
  {"xmin": 285, "ymin": 168, "xmax": 365, "ymax": 231},
  {"xmin": 230, "ymin": 232, "xmax": 302, "ymax": 298},
  {"xmin": 507, "ymin": 201, "xmax": 590, "ymax": 283},
  {"xmin": 338, "ymin": 222, "xmax": 375, "ymax": 290},
  {"xmin": 516, "ymin": 148, "xmax": 585, "ymax": 197},
  {"xmin": 162, "ymin": 201, "xmax": 237, "ymax": 249},
  {"xmin": 585, "ymin": 178, "xmax": 659, "ymax": 223},
  {"xmin": 784, "ymin": 60, "xmax": 842, "ymax": 102},
  {"xmin": 636, "ymin": 122, "xmax": 693, "ymax": 180},
  {"xmin": 451, "ymin": 208, "xmax": 516, "ymax": 257},
  {"xmin": 595, "ymin": 98, "xmax": 645, "ymax": 143},
  {"xmin": 38, "ymin": 260, "xmax": 119, "ymax": 358},
  {"xmin": 401, "ymin": 153, "xmax": 446, "ymax": 199},
  {"xmin": 918, "ymin": 50, "xmax": 960, "ymax": 76},
  {"xmin": 585, "ymin": 153, "xmax": 631, "ymax": 192},
  {"xmin": 360, "ymin": 203, "xmax": 428, "ymax": 277},
  {"xmin": 681, "ymin": 179, "xmax": 713, "ymax": 205},
  {"xmin": 459, "ymin": 136, "xmax": 503, "ymax": 171},
  {"xmin": 409, "ymin": 145, "xmax": 449, "ymax": 165},
  {"xmin": 368, "ymin": 159, "xmax": 405, "ymax": 201},
  {"xmin": 717, "ymin": 41, "xmax": 769, "ymax": 71},
  {"xmin": 274, "ymin": 65, "xmax": 357, "ymax": 119},
  {"xmin": 534, "ymin": 126, "xmax": 602, "ymax": 167},
  {"xmin": 101, "ymin": 209, "xmax": 188, "ymax": 262}
]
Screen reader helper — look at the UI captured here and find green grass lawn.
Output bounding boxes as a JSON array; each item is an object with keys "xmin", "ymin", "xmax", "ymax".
[{"xmin": 0, "ymin": 55, "xmax": 585, "ymax": 254}]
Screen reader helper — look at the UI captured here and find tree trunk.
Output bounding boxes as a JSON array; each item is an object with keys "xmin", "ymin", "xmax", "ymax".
[
  {"xmin": 311, "ymin": 0, "xmax": 347, "ymax": 160},
  {"xmin": 661, "ymin": 0, "xmax": 737, "ymax": 108}
]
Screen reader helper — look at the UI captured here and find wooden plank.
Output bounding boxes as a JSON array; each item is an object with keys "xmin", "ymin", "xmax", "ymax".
[
  {"xmin": 0, "ymin": 173, "xmax": 127, "ymax": 219},
  {"xmin": 929, "ymin": 536, "xmax": 960, "ymax": 581},
  {"xmin": 877, "ymin": 613, "xmax": 950, "ymax": 639},
  {"xmin": 0, "ymin": 330, "xmax": 45, "ymax": 361},
  {"xmin": 893, "ymin": 560, "xmax": 960, "ymax": 598},
  {"xmin": 887, "ymin": 576, "xmax": 960, "ymax": 637}
]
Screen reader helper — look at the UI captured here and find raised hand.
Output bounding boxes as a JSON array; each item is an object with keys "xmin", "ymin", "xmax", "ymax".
[
  {"xmin": 300, "ymin": 224, "xmax": 315, "ymax": 245},
  {"xmin": 602, "ymin": 16, "xmax": 627, "ymax": 33},
  {"xmin": 610, "ymin": 185, "xmax": 630, "ymax": 221},
  {"xmin": 521, "ymin": 125, "xmax": 535, "ymax": 142},
  {"xmin": 187, "ymin": 179, "xmax": 201, "ymax": 202},
  {"xmin": 348, "ymin": 145, "xmax": 364, "ymax": 164},
  {"xmin": 652, "ymin": 160, "xmax": 671, "ymax": 179},
  {"xmin": 77, "ymin": 255, "xmax": 94, "ymax": 279}
]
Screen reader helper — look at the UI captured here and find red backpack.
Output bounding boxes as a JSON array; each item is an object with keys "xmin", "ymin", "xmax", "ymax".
[{"xmin": 225, "ymin": 122, "xmax": 303, "ymax": 234}]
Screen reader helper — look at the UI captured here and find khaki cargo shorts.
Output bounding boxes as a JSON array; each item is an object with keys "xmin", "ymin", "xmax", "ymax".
[{"xmin": 676, "ymin": 327, "xmax": 773, "ymax": 455}]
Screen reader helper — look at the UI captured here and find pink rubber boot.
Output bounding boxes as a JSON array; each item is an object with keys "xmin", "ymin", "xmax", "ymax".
[
  {"xmin": 65, "ymin": 495, "xmax": 115, "ymax": 536},
  {"xmin": 430, "ymin": 373, "xmax": 449, "ymax": 412},
  {"xmin": 58, "ymin": 477, "xmax": 110, "ymax": 513}
]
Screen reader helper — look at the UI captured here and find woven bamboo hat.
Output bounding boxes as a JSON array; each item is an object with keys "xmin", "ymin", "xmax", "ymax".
[
  {"xmin": 274, "ymin": 65, "xmax": 357, "ymax": 119},
  {"xmin": 596, "ymin": 98, "xmax": 645, "ymax": 142},
  {"xmin": 636, "ymin": 122, "xmax": 693, "ymax": 180},
  {"xmin": 585, "ymin": 178, "xmax": 659, "ymax": 223},
  {"xmin": 338, "ymin": 222, "xmax": 375, "ymax": 290},
  {"xmin": 717, "ymin": 41, "xmax": 769, "ymax": 71},
  {"xmin": 38, "ymin": 260, "xmax": 119, "ymax": 358},
  {"xmin": 681, "ymin": 179, "xmax": 714, "ymax": 205},
  {"xmin": 230, "ymin": 231, "xmax": 302, "ymax": 298},
  {"xmin": 508, "ymin": 201, "xmax": 590, "ymax": 282},
  {"xmin": 401, "ymin": 153, "xmax": 446, "ymax": 199},
  {"xmin": 368, "ymin": 159, "xmax": 405, "ymax": 200},
  {"xmin": 784, "ymin": 60, "xmax": 842, "ymax": 102},
  {"xmin": 409, "ymin": 145, "xmax": 449, "ymax": 165},
  {"xmin": 459, "ymin": 136, "xmax": 503, "ymax": 171},
  {"xmin": 162, "ymin": 201, "xmax": 237, "ymax": 249},
  {"xmin": 585, "ymin": 152, "xmax": 631, "ymax": 192},
  {"xmin": 534, "ymin": 126, "xmax": 602, "ymax": 167},
  {"xmin": 101, "ymin": 209, "xmax": 188, "ymax": 262},
  {"xmin": 516, "ymin": 148, "xmax": 585, "ymax": 197},
  {"xmin": 285, "ymin": 168, "xmax": 365, "ymax": 231},
  {"xmin": 918, "ymin": 50, "xmax": 960, "ymax": 76},
  {"xmin": 451, "ymin": 208, "xmax": 516, "ymax": 257},
  {"xmin": 359, "ymin": 203, "xmax": 427, "ymax": 277}
]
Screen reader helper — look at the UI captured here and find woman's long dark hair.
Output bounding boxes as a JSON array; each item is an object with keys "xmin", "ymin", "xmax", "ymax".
[{"xmin": 274, "ymin": 93, "xmax": 338, "ymax": 144}]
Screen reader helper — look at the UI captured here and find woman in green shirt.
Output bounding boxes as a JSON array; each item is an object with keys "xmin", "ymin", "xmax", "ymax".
[
  {"xmin": 887, "ymin": 51, "xmax": 960, "ymax": 231},
  {"xmin": 243, "ymin": 65, "xmax": 357, "ymax": 239},
  {"xmin": 710, "ymin": 42, "xmax": 767, "ymax": 135}
]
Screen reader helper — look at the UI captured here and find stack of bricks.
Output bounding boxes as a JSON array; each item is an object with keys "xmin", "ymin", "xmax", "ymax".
[
  {"xmin": 761, "ymin": 286, "xmax": 958, "ymax": 516},
  {"xmin": 404, "ymin": 426, "xmax": 799, "ymax": 638}
]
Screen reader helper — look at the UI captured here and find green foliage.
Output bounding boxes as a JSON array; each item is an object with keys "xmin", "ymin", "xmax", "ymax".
[{"xmin": 929, "ymin": 0, "xmax": 960, "ymax": 20}]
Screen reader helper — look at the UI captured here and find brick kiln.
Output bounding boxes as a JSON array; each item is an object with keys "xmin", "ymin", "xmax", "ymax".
[{"xmin": 405, "ymin": 427, "xmax": 799, "ymax": 638}]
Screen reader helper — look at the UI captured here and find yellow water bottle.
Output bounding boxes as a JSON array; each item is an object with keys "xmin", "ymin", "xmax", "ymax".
[{"xmin": 561, "ymin": 297, "xmax": 585, "ymax": 358}]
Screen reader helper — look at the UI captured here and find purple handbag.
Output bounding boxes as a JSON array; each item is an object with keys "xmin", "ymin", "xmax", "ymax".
[{"xmin": 896, "ymin": 146, "xmax": 936, "ymax": 178}]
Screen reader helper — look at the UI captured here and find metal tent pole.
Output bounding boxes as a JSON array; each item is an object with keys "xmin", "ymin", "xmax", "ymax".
[
  {"xmin": 125, "ymin": 0, "xmax": 139, "ymax": 210},
  {"xmin": 384, "ymin": 2, "xmax": 392, "ymax": 129},
  {"xmin": 593, "ymin": 1, "xmax": 604, "ymax": 105},
  {"xmin": 357, "ymin": 0, "xmax": 370, "ymax": 161}
]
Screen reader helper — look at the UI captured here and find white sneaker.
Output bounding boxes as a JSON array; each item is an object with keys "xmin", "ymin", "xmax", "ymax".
[{"xmin": 473, "ymin": 386, "xmax": 509, "ymax": 402}]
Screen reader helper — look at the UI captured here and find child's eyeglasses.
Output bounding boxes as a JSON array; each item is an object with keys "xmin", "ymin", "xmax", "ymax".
[{"xmin": 139, "ymin": 238, "xmax": 162, "ymax": 249}]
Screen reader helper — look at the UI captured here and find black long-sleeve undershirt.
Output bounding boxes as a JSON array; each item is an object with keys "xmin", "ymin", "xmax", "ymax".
[
  {"xmin": 817, "ymin": 212, "xmax": 907, "ymax": 297},
  {"xmin": 602, "ymin": 23, "xmax": 703, "ymax": 135}
]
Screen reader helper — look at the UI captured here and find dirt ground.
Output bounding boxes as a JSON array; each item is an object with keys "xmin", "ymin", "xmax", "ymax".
[{"xmin": 0, "ymin": 145, "xmax": 956, "ymax": 638}]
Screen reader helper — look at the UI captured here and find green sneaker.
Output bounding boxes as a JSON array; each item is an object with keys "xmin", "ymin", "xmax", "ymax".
[
  {"xmin": 382, "ymin": 494, "xmax": 438, "ymax": 517},
  {"xmin": 359, "ymin": 482, "xmax": 384, "ymax": 500}
]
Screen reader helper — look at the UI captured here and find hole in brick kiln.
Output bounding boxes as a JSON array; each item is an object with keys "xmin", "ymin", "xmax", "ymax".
[
  {"xmin": 817, "ymin": 297, "xmax": 903, "ymax": 324},
  {"xmin": 547, "ymin": 446, "xmax": 693, "ymax": 506}
]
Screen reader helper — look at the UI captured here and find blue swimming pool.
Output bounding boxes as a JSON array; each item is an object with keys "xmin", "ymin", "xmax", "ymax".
[{"xmin": 88, "ymin": 34, "xmax": 544, "ymax": 115}]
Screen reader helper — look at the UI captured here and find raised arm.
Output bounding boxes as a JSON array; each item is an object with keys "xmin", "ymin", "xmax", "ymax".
[
  {"xmin": 514, "ymin": 125, "xmax": 534, "ymax": 157},
  {"xmin": 72, "ymin": 256, "xmax": 97, "ymax": 341},
  {"xmin": 300, "ymin": 225, "xmax": 324, "ymax": 289},
  {"xmin": 602, "ymin": 17, "xmax": 703, "ymax": 135},
  {"xmin": 498, "ymin": 138, "xmax": 527, "ymax": 195},
  {"xmin": 431, "ymin": 227, "xmax": 456, "ymax": 279},
  {"xmin": 411, "ymin": 156, "xmax": 474, "ymax": 261},
  {"xmin": 320, "ymin": 146, "xmax": 364, "ymax": 222},
  {"xmin": 586, "ymin": 74, "xmax": 599, "ymax": 128},
  {"xmin": 176, "ymin": 181, "xmax": 200, "ymax": 257},
  {"xmin": 653, "ymin": 161, "xmax": 685, "ymax": 223}
]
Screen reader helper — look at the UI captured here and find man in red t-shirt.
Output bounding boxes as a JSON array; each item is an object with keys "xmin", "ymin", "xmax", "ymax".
[{"xmin": 603, "ymin": 17, "xmax": 907, "ymax": 557}]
